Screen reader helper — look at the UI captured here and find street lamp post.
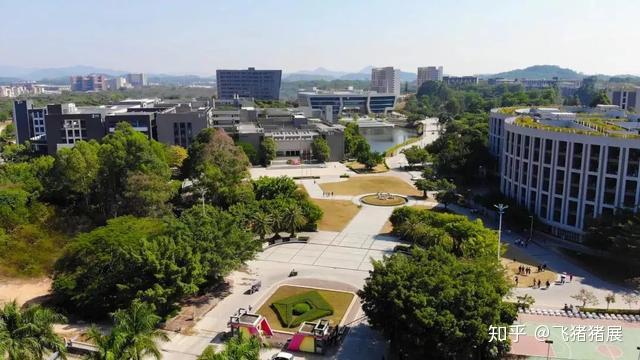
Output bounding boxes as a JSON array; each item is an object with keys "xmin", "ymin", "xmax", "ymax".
[
  {"xmin": 636, "ymin": 346, "xmax": 640, "ymax": 360},
  {"xmin": 494, "ymin": 204, "xmax": 509, "ymax": 261},
  {"xmin": 199, "ymin": 188, "xmax": 207, "ymax": 217},
  {"xmin": 529, "ymin": 215, "xmax": 534, "ymax": 242},
  {"xmin": 545, "ymin": 340, "xmax": 554, "ymax": 360}
]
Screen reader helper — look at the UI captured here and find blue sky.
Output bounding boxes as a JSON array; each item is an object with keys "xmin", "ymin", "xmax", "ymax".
[{"xmin": 1, "ymin": 0, "xmax": 637, "ymax": 76}]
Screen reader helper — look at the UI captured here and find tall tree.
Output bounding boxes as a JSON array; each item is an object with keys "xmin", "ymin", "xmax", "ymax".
[
  {"xmin": 250, "ymin": 212, "xmax": 273, "ymax": 241},
  {"xmin": 259, "ymin": 137, "xmax": 277, "ymax": 166},
  {"xmin": 359, "ymin": 247, "xmax": 515, "ymax": 359},
  {"xmin": 0, "ymin": 301, "xmax": 68, "ymax": 360},
  {"xmin": 51, "ymin": 140, "xmax": 100, "ymax": 209},
  {"xmin": 186, "ymin": 129, "xmax": 252, "ymax": 207},
  {"xmin": 311, "ymin": 137, "xmax": 330, "ymax": 162},
  {"xmin": 86, "ymin": 301, "xmax": 168, "ymax": 360},
  {"xmin": 402, "ymin": 146, "xmax": 430, "ymax": 167},
  {"xmin": 280, "ymin": 204, "xmax": 306, "ymax": 238},
  {"xmin": 97, "ymin": 123, "xmax": 171, "ymax": 219}
]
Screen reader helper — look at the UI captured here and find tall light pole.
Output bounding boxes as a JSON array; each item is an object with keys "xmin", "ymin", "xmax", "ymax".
[
  {"xmin": 545, "ymin": 339, "xmax": 553, "ymax": 360},
  {"xmin": 636, "ymin": 346, "xmax": 640, "ymax": 360},
  {"xmin": 494, "ymin": 204, "xmax": 509, "ymax": 261},
  {"xmin": 528, "ymin": 215, "xmax": 534, "ymax": 242},
  {"xmin": 199, "ymin": 188, "xmax": 207, "ymax": 217}
]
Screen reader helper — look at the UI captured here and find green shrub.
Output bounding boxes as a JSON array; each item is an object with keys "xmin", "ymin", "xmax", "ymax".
[
  {"xmin": 271, "ymin": 291, "xmax": 334, "ymax": 328},
  {"xmin": 293, "ymin": 302, "xmax": 311, "ymax": 315}
]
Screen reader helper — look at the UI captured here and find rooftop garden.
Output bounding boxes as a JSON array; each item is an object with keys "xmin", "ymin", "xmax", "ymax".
[
  {"xmin": 513, "ymin": 116, "xmax": 640, "ymax": 139},
  {"xmin": 495, "ymin": 106, "xmax": 526, "ymax": 115}
]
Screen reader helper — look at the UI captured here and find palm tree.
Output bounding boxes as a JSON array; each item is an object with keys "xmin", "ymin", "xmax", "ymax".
[
  {"xmin": 280, "ymin": 205, "xmax": 306, "ymax": 238},
  {"xmin": 0, "ymin": 301, "xmax": 68, "ymax": 360},
  {"xmin": 85, "ymin": 326, "xmax": 120, "ymax": 360},
  {"xmin": 86, "ymin": 301, "xmax": 168, "ymax": 360},
  {"xmin": 198, "ymin": 332, "xmax": 260, "ymax": 360},
  {"xmin": 251, "ymin": 212, "xmax": 273, "ymax": 241}
]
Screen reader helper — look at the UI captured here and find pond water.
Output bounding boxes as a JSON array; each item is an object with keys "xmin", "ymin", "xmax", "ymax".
[{"xmin": 360, "ymin": 126, "xmax": 418, "ymax": 153}]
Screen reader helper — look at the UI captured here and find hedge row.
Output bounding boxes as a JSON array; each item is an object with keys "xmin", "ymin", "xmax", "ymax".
[{"xmin": 271, "ymin": 291, "xmax": 334, "ymax": 328}]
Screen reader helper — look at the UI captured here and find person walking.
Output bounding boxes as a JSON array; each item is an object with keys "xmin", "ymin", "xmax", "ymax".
[{"xmin": 545, "ymin": 280, "xmax": 550, "ymax": 289}]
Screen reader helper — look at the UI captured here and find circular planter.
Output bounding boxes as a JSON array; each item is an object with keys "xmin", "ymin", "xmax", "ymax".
[{"xmin": 360, "ymin": 194, "xmax": 408, "ymax": 207}]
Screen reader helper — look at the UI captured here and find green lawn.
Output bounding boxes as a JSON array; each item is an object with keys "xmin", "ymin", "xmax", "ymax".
[{"xmin": 256, "ymin": 285, "xmax": 354, "ymax": 332}]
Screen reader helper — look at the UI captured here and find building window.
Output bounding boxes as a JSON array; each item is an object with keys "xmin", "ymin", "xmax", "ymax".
[
  {"xmin": 589, "ymin": 145, "xmax": 600, "ymax": 172},
  {"xmin": 623, "ymin": 180, "xmax": 637, "ymax": 208},
  {"xmin": 544, "ymin": 139, "xmax": 553, "ymax": 164},
  {"xmin": 540, "ymin": 194, "xmax": 549, "ymax": 219},
  {"xmin": 586, "ymin": 175, "xmax": 597, "ymax": 201},
  {"xmin": 555, "ymin": 169, "xmax": 565, "ymax": 195},
  {"xmin": 571, "ymin": 143, "xmax": 583, "ymax": 170},
  {"xmin": 542, "ymin": 167, "xmax": 551, "ymax": 192},
  {"xmin": 606, "ymin": 147, "xmax": 620, "ymax": 175},
  {"xmin": 567, "ymin": 201, "xmax": 578, "ymax": 227},
  {"xmin": 603, "ymin": 178, "xmax": 617, "ymax": 205},
  {"xmin": 627, "ymin": 148, "xmax": 640, "ymax": 177},
  {"xmin": 533, "ymin": 137, "xmax": 541, "ymax": 162},
  {"xmin": 557, "ymin": 141, "xmax": 567, "ymax": 167},
  {"xmin": 569, "ymin": 172, "xmax": 581, "ymax": 198},
  {"xmin": 553, "ymin": 197, "xmax": 563, "ymax": 222}
]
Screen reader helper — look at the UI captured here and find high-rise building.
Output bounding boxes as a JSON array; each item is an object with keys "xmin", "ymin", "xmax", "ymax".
[
  {"xmin": 216, "ymin": 67, "xmax": 282, "ymax": 100},
  {"xmin": 126, "ymin": 73, "xmax": 147, "ymax": 88},
  {"xmin": 416, "ymin": 66, "xmax": 443, "ymax": 89},
  {"xmin": 371, "ymin": 67, "xmax": 401, "ymax": 96},
  {"xmin": 70, "ymin": 75, "xmax": 108, "ymax": 92}
]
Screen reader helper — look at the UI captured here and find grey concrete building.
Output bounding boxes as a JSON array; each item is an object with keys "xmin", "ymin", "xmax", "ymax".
[{"xmin": 216, "ymin": 68, "xmax": 282, "ymax": 100}]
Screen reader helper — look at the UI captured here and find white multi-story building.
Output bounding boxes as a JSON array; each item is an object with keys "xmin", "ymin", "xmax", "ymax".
[
  {"xmin": 371, "ymin": 67, "xmax": 401, "ymax": 96},
  {"xmin": 416, "ymin": 66, "xmax": 443, "ymax": 89},
  {"xmin": 491, "ymin": 107, "xmax": 640, "ymax": 241}
]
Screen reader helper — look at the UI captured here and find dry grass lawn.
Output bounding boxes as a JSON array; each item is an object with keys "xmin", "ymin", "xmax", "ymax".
[
  {"xmin": 256, "ymin": 285, "xmax": 354, "ymax": 332},
  {"xmin": 502, "ymin": 244, "xmax": 557, "ymax": 288},
  {"xmin": 345, "ymin": 161, "xmax": 388, "ymax": 173},
  {"xmin": 319, "ymin": 176, "xmax": 422, "ymax": 196},
  {"xmin": 312, "ymin": 199, "xmax": 360, "ymax": 232}
]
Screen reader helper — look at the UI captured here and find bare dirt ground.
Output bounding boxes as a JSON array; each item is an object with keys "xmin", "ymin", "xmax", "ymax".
[{"xmin": 0, "ymin": 276, "xmax": 52, "ymax": 306}]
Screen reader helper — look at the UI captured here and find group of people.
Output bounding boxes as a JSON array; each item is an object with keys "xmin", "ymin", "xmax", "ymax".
[
  {"xmin": 514, "ymin": 238, "xmax": 529, "ymax": 248},
  {"xmin": 530, "ymin": 279, "xmax": 551, "ymax": 289},
  {"xmin": 322, "ymin": 191, "xmax": 334, "ymax": 197},
  {"xmin": 517, "ymin": 265, "xmax": 532, "ymax": 275},
  {"xmin": 536, "ymin": 264, "xmax": 548, "ymax": 272}
]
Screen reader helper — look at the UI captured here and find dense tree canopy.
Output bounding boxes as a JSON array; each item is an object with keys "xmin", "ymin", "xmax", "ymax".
[
  {"xmin": 52, "ymin": 207, "xmax": 260, "ymax": 318},
  {"xmin": 585, "ymin": 210, "xmax": 640, "ymax": 260},
  {"xmin": 390, "ymin": 207, "xmax": 498, "ymax": 258},
  {"xmin": 359, "ymin": 246, "xmax": 516, "ymax": 360},
  {"xmin": 186, "ymin": 128, "xmax": 252, "ymax": 208}
]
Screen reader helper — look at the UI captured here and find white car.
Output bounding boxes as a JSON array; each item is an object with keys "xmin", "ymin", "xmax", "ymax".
[{"xmin": 272, "ymin": 352, "xmax": 294, "ymax": 360}]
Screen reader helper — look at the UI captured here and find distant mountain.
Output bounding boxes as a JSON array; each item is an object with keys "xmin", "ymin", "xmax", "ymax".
[
  {"xmin": 486, "ymin": 65, "xmax": 584, "ymax": 80},
  {"xmin": 148, "ymin": 74, "xmax": 215, "ymax": 86},
  {"xmin": 284, "ymin": 67, "xmax": 349, "ymax": 81},
  {"xmin": 0, "ymin": 65, "xmax": 129, "ymax": 81}
]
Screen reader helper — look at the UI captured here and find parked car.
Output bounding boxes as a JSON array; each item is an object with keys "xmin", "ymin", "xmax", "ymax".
[{"xmin": 272, "ymin": 352, "xmax": 294, "ymax": 360}]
